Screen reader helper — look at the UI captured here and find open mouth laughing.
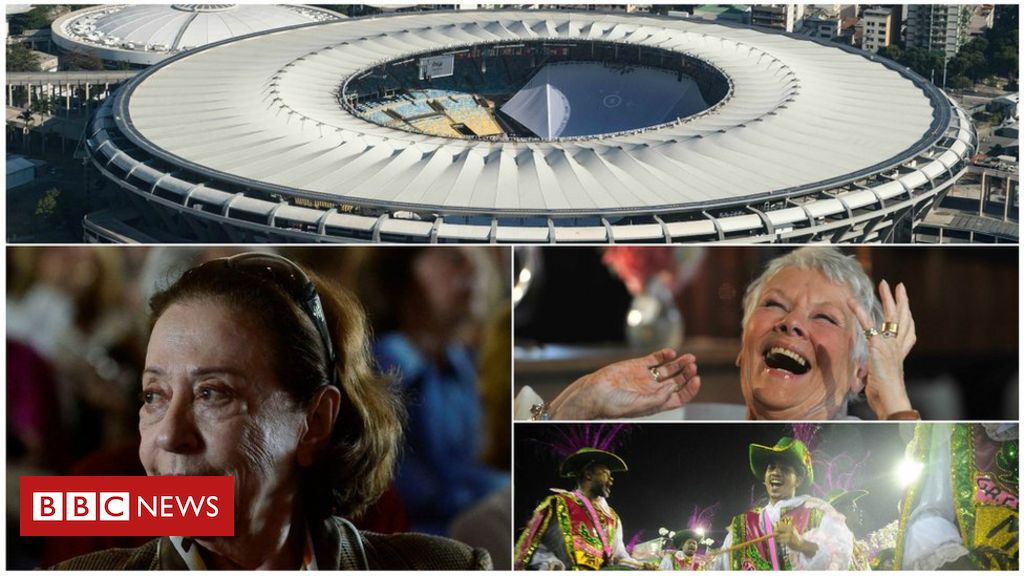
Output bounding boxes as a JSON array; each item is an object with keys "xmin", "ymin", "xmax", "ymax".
[{"xmin": 763, "ymin": 345, "xmax": 811, "ymax": 375}]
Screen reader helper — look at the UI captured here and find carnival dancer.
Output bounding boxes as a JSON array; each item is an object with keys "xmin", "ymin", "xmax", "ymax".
[
  {"xmin": 514, "ymin": 448, "xmax": 653, "ymax": 570},
  {"xmin": 658, "ymin": 529, "xmax": 707, "ymax": 571},
  {"xmin": 897, "ymin": 423, "xmax": 1018, "ymax": 570},
  {"xmin": 826, "ymin": 489, "xmax": 872, "ymax": 570},
  {"xmin": 711, "ymin": 437, "xmax": 853, "ymax": 570}
]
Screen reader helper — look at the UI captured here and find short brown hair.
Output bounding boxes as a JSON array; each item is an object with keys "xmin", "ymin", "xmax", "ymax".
[{"xmin": 149, "ymin": 257, "xmax": 404, "ymax": 519}]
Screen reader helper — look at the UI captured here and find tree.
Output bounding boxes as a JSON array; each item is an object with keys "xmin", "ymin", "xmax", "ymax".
[
  {"xmin": 31, "ymin": 95, "xmax": 55, "ymax": 117},
  {"xmin": 949, "ymin": 76, "xmax": 973, "ymax": 90},
  {"xmin": 18, "ymin": 108, "xmax": 35, "ymax": 127},
  {"xmin": 7, "ymin": 6, "xmax": 57, "ymax": 35},
  {"xmin": 982, "ymin": 6, "xmax": 1019, "ymax": 79},
  {"xmin": 899, "ymin": 48, "xmax": 945, "ymax": 81},
  {"xmin": 6, "ymin": 43, "xmax": 41, "ymax": 72},
  {"xmin": 993, "ymin": 47, "xmax": 1018, "ymax": 81},
  {"xmin": 962, "ymin": 37, "xmax": 989, "ymax": 56},
  {"xmin": 36, "ymin": 188, "xmax": 62, "ymax": 218},
  {"xmin": 877, "ymin": 45, "xmax": 902, "ymax": 62},
  {"xmin": 63, "ymin": 50, "xmax": 105, "ymax": 71},
  {"xmin": 993, "ymin": 4, "xmax": 1018, "ymax": 34},
  {"xmin": 17, "ymin": 108, "xmax": 36, "ymax": 147}
]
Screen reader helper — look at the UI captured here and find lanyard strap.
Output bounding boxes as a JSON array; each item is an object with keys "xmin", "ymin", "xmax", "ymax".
[
  {"xmin": 574, "ymin": 490, "xmax": 612, "ymax": 559},
  {"xmin": 762, "ymin": 509, "xmax": 781, "ymax": 571}
]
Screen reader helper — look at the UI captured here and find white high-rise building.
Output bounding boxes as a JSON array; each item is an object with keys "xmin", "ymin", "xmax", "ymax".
[
  {"xmin": 905, "ymin": 4, "xmax": 972, "ymax": 60},
  {"xmin": 861, "ymin": 6, "xmax": 893, "ymax": 52}
]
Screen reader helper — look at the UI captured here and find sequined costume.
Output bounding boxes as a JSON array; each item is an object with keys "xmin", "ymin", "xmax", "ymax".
[
  {"xmin": 514, "ymin": 489, "xmax": 632, "ymax": 570},
  {"xmin": 897, "ymin": 423, "xmax": 1018, "ymax": 571},
  {"xmin": 711, "ymin": 495, "xmax": 853, "ymax": 571},
  {"xmin": 849, "ymin": 540, "xmax": 872, "ymax": 571}
]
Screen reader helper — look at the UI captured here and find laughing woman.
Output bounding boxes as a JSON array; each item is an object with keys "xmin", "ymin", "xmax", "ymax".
[{"xmin": 523, "ymin": 247, "xmax": 919, "ymax": 421}]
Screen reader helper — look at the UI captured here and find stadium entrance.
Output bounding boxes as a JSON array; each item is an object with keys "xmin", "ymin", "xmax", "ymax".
[{"xmin": 340, "ymin": 40, "xmax": 730, "ymax": 141}]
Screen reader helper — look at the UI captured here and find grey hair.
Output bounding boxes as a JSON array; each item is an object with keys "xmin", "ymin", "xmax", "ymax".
[{"xmin": 741, "ymin": 247, "xmax": 883, "ymax": 366}]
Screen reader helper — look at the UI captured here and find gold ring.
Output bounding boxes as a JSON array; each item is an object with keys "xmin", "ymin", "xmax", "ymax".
[
  {"xmin": 864, "ymin": 327, "xmax": 879, "ymax": 339},
  {"xmin": 882, "ymin": 321, "xmax": 899, "ymax": 337},
  {"xmin": 649, "ymin": 366, "xmax": 660, "ymax": 382}
]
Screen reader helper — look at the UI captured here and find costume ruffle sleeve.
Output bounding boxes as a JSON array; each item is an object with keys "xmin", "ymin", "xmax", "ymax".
[{"xmin": 790, "ymin": 497, "xmax": 854, "ymax": 570}]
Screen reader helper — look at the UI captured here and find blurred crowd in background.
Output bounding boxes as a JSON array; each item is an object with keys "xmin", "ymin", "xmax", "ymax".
[{"xmin": 7, "ymin": 246, "xmax": 512, "ymax": 569}]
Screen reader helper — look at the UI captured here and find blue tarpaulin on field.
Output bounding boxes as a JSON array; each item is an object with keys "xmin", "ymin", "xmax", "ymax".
[{"xmin": 500, "ymin": 61, "xmax": 709, "ymax": 139}]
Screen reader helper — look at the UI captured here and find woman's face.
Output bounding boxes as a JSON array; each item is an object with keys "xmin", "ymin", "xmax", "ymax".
[
  {"xmin": 140, "ymin": 299, "xmax": 306, "ymax": 537},
  {"xmin": 738, "ymin": 267, "xmax": 864, "ymax": 419}
]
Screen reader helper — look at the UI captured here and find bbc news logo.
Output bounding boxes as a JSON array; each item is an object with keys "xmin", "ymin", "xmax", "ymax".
[
  {"xmin": 21, "ymin": 476, "xmax": 233, "ymax": 536},
  {"xmin": 33, "ymin": 491, "xmax": 220, "ymax": 521}
]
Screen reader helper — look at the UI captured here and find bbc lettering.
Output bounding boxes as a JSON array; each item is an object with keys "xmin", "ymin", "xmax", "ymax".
[
  {"xmin": 32, "ymin": 492, "xmax": 220, "ymax": 521},
  {"xmin": 21, "ymin": 476, "xmax": 233, "ymax": 536},
  {"xmin": 33, "ymin": 492, "xmax": 130, "ymax": 521}
]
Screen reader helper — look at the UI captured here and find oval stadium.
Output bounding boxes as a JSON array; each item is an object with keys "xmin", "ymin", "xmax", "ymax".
[
  {"xmin": 84, "ymin": 9, "xmax": 976, "ymax": 243},
  {"xmin": 51, "ymin": 4, "xmax": 342, "ymax": 67}
]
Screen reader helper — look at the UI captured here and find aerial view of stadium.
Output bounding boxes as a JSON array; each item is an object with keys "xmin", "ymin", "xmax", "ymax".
[{"xmin": 7, "ymin": 5, "xmax": 1017, "ymax": 243}]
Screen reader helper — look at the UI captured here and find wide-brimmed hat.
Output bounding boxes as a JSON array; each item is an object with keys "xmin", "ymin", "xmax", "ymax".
[
  {"xmin": 826, "ymin": 488, "xmax": 868, "ymax": 508},
  {"xmin": 559, "ymin": 448, "xmax": 628, "ymax": 478},
  {"xmin": 748, "ymin": 437, "xmax": 813, "ymax": 486}
]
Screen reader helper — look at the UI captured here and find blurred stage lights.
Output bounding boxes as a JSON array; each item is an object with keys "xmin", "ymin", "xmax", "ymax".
[{"xmin": 897, "ymin": 456, "xmax": 925, "ymax": 487}]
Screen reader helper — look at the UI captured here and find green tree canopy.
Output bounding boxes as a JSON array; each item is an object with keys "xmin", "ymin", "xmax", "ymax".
[
  {"xmin": 900, "ymin": 48, "xmax": 945, "ymax": 81},
  {"xmin": 7, "ymin": 6, "xmax": 58, "ymax": 35},
  {"xmin": 36, "ymin": 188, "xmax": 62, "ymax": 217},
  {"xmin": 63, "ymin": 50, "xmax": 105, "ymax": 71},
  {"xmin": 879, "ymin": 6, "xmax": 1017, "ymax": 90},
  {"xmin": 877, "ymin": 45, "xmax": 902, "ymax": 62},
  {"xmin": 6, "ymin": 43, "xmax": 41, "ymax": 72}
]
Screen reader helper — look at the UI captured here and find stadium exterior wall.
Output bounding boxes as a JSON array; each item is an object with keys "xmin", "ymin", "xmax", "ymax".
[{"xmin": 85, "ymin": 88, "xmax": 974, "ymax": 244}]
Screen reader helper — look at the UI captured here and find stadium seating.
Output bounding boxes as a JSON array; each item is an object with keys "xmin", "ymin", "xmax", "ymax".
[{"xmin": 345, "ymin": 40, "xmax": 730, "ymax": 140}]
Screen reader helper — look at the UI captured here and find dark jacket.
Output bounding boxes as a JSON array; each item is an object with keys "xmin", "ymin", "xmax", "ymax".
[{"xmin": 47, "ymin": 517, "xmax": 492, "ymax": 570}]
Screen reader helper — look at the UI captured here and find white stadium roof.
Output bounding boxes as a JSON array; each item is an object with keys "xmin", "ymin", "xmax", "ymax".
[
  {"xmin": 52, "ymin": 4, "xmax": 341, "ymax": 66},
  {"xmin": 87, "ymin": 9, "xmax": 974, "ymax": 243}
]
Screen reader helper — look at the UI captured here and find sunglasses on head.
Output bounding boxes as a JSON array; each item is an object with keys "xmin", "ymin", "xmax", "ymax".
[{"xmin": 189, "ymin": 252, "xmax": 338, "ymax": 388}]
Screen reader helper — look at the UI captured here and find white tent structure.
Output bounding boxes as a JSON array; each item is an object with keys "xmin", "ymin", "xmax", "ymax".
[{"xmin": 501, "ymin": 62, "xmax": 709, "ymax": 139}]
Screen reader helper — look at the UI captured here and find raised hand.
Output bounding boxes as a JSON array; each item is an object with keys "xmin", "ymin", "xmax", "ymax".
[
  {"xmin": 773, "ymin": 520, "xmax": 817, "ymax": 556},
  {"xmin": 549, "ymin": 348, "xmax": 701, "ymax": 419},
  {"xmin": 847, "ymin": 280, "xmax": 917, "ymax": 419}
]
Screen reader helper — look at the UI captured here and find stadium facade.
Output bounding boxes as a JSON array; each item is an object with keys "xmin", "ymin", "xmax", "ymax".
[{"xmin": 84, "ymin": 9, "xmax": 976, "ymax": 244}]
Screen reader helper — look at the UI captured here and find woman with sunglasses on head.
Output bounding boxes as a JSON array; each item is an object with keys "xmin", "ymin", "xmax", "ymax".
[{"xmin": 50, "ymin": 253, "xmax": 492, "ymax": 570}]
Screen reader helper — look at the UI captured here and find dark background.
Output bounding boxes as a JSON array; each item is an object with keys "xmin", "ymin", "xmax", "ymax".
[{"xmin": 514, "ymin": 422, "xmax": 916, "ymax": 550}]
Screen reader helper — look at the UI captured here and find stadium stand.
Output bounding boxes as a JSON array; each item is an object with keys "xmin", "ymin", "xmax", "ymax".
[{"xmin": 342, "ymin": 39, "xmax": 730, "ymax": 140}]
